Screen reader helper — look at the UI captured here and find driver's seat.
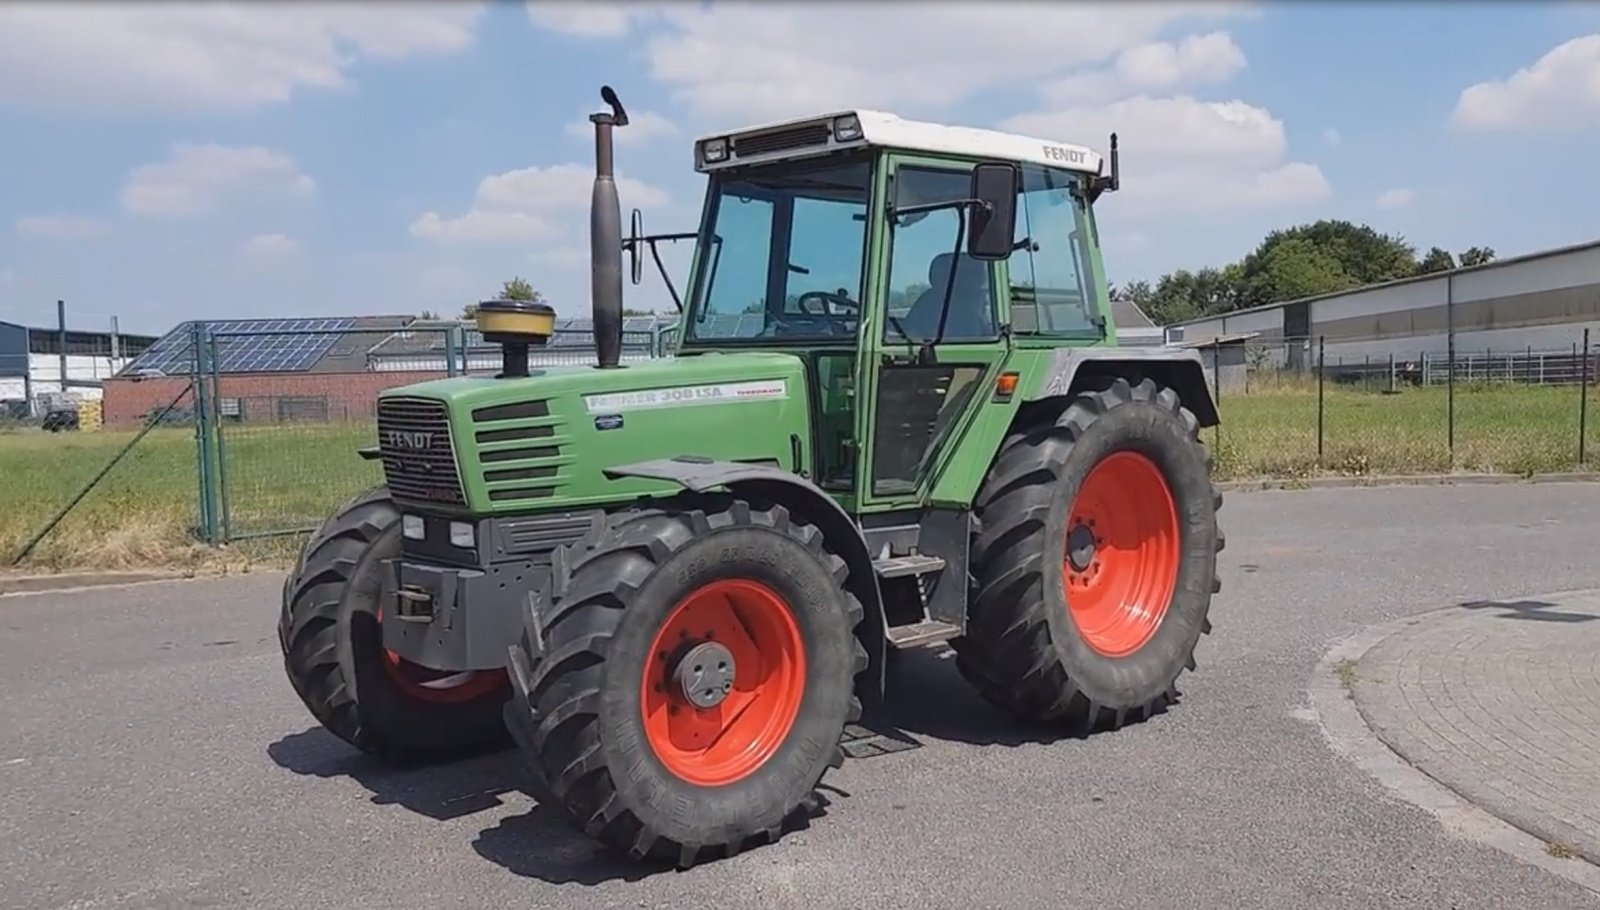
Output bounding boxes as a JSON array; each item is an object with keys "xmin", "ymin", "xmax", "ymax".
[{"xmin": 900, "ymin": 252, "xmax": 994, "ymax": 342}]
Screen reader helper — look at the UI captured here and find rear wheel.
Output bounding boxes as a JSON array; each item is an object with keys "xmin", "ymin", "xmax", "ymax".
[
  {"xmin": 503, "ymin": 497, "xmax": 866, "ymax": 867},
  {"xmin": 952, "ymin": 375, "xmax": 1222, "ymax": 729},
  {"xmin": 278, "ymin": 486, "xmax": 512, "ymax": 763}
]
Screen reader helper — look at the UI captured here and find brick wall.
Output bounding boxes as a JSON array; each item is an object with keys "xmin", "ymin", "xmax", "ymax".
[{"xmin": 103, "ymin": 370, "xmax": 447, "ymax": 428}]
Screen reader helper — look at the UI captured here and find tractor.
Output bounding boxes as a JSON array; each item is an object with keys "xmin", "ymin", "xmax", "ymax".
[{"xmin": 278, "ymin": 86, "xmax": 1224, "ymax": 868}]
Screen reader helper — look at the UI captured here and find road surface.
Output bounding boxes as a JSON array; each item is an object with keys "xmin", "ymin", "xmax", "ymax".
[{"xmin": 3, "ymin": 483, "xmax": 1599, "ymax": 910}]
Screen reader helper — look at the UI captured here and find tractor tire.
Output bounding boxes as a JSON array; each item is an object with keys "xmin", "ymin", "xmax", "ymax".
[
  {"xmin": 503, "ymin": 496, "xmax": 866, "ymax": 867},
  {"xmin": 278, "ymin": 485, "xmax": 512, "ymax": 763},
  {"xmin": 952, "ymin": 375, "xmax": 1223, "ymax": 730}
]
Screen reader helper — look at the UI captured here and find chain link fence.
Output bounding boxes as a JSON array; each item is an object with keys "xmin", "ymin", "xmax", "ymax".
[
  {"xmin": 1204, "ymin": 330, "xmax": 1597, "ymax": 481},
  {"xmin": 6, "ymin": 316, "xmax": 1595, "ymax": 570}
]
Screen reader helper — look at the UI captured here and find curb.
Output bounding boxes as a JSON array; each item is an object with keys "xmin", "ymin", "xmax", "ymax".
[
  {"xmin": 1220, "ymin": 471, "xmax": 1600, "ymax": 492},
  {"xmin": 1307, "ymin": 597, "xmax": 1600, "ymax": 898},
  {"xmin": 0, "ymin": 571, "xmax": 185, "ymax": 596}
]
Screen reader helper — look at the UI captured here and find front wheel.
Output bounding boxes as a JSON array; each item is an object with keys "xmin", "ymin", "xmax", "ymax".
[
  {"xmin": 503, "ymin": 497, "xmax": 867, "ymax": 867},
  {"xmin": 278, "ymin": 486, "xmax": 512, "ymax": 763},
  {"xmin": 952, "ymin": 375, "xmax": 1223, "ymax": 729}
]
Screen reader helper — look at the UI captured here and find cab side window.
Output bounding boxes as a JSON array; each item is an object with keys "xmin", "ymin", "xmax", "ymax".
[
  {"xmin": 1011, "ymin": 164, "xmax": 1101, "ymax": 336},
  {"xmin": 883, "ymin": 166, "xmax": 998, "ymax": 344}
]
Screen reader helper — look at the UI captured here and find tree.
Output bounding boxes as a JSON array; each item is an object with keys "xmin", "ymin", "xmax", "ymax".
[
  {"xmin": 463, "ymin": 277, "xmax": 546, "ymax": 320},
  {"xmin": 1417, "ymin": 247, "xmax": 1455, "ymax": 274},
  {"xmin": 1232, "ymin": 219, "xmax": 1416, "ymax": 309},
  {"xmin": 1459, "ymin": 246, "xmax": 1496, "ymax": 267},
  {"xmin": 502, "ymin": 277, "xmax": 540, "ymax": 302}
]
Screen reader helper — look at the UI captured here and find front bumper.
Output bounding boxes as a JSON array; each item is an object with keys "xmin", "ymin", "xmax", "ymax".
[
  {"xmin": 376, "ymin": 509, "xmax": 600, "ymax": 672},
  {"xmin": 378, "ymin": 557, "xmax": 537, "ymax": 671}
]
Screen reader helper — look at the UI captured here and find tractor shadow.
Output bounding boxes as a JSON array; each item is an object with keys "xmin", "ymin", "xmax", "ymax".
[
  {"xmin": 267, "ymin": 728, "xmax": 660, "ymax": 885},
  {"xmin": 862, "ymin": 645, "xmax": 1176, "ymax": 748},
  {"xmin": 265, "ymin": 647, "xmax": 1172, "ymax": 886}
]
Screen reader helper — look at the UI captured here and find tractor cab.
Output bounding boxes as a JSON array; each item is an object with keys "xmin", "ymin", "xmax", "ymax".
[{"xmin": 629, "ymin": 110, "xmax": 1122, "ymax": 510}]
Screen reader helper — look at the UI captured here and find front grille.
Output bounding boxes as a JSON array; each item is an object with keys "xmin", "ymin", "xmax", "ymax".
[
  {"xmin": 471, "ymin": 398, "xmax": 563, "ymax": 505},
  {"xmin": 733, "ymin": 123, "xmax": 831, "ymax": 159},
  {"xmin": 377, "ymin": 397, "xmax": 465, "ymax": 506}
]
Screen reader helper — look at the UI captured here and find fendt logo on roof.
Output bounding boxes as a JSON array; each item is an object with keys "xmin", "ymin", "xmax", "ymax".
[
  {"xmin": 386, "ymin": 430, "xmax": 435, "ymax": 451},
  {"xmin": 1042, "ymin": 144, "xmax": 1088, "ymax": 165}
]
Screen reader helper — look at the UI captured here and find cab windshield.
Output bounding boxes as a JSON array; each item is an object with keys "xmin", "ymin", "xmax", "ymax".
[{"xmin": 684, "ymin": 153, "xmax": 872, "ymax": 344}]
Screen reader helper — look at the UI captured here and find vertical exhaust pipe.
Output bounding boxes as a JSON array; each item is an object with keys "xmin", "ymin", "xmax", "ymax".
[{"xmin": 590, "ymin": 85, "xmax": 629, "ymax": 369}]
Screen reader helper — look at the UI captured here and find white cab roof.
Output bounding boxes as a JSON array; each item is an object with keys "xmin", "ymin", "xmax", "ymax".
[{"xmin": 695, "ymin": 109, "xmax": 1105, "ymax": 175}]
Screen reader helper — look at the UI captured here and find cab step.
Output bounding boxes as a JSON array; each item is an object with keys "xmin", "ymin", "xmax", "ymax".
[
  {"xmin": 872, "ymin": 554, "xmax": 946, "ymax": 579},
  {"xmin": 885, "ymin": 620, "xmax": 962, "ymax": 649}
]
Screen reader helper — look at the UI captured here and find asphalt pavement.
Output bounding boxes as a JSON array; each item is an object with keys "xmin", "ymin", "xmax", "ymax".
[{"xmin": 4, "ymin": 483, "xmax": 1600, "ymax": 910}]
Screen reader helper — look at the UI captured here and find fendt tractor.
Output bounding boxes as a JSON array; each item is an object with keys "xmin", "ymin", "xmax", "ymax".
[{"xmin": 279, "ymin": 86, "xmax": 1224, "ymax": 867}]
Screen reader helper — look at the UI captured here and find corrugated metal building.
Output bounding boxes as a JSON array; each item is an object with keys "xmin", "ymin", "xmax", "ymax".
[{"xmin": 1161, "ymin": 238, "xmax": 1600, "ymax": 371}]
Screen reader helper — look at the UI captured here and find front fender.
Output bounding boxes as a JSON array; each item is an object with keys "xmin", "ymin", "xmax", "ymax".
[
  {"xmin": 1031, "ymin": 346, "xmax": 1219, "ymax": 427},
  {"xmin": 603, "ymin": 457, "xmax": 890, "ymax": 706}
]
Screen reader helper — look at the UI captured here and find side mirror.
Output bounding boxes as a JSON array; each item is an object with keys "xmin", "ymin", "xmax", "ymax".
[
  {"xmin": 967, "ymin": 162, "xmax": 1018, "ymax": 261},
  {"xmin": 628, "ymin": 208, "xmax": 644, "ymax": 286}
]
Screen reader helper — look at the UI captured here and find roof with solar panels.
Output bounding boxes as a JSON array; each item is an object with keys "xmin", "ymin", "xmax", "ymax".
[
  {"xmin": 694, "ymin": 110, "xmax": 1105, "ymax": 175},
  {"xmin": 114, "ymin": 313, "xmax": 688, "ymax": 377}
]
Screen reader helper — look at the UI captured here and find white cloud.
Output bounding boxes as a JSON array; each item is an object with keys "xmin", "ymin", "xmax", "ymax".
[
  {"xmin": 1002, "ymin": 95, "xmax": 1330, "ymax": 215},
  {"xmin": 525, "ymin": 2, "xmax": 637, "ymax": 38},
  {"xmin": 14, "ymin": 214, "xmax": 111, "ymax": 240},
  {"xmin": 0, "ymin": 2, "xmax": 483, "ymax": 113},
  {"xmin": 411, "ymin": 163, "xmax": 668, "ymax": 245},
  {"xmin": 1044, "ymin": 31, "xmax": 1247, "ymax": 104},
  {"xmin": 564, "ymin": 109, "xmax": 681, "ymax": 146},
  {"xmin": 1375, "ymin": 188, "xmax": 1415, "ymax": 210},
  {"xmin": 1322, "ymin": 127, "xmax": 1342, "ymax": 146},
  {"xmin": 121, "ymin": 144, "xmax": 316, "ymax": 218},
  {"xmin": 1451, "ymin": 34, "xmax": 1600, "ymax": 131},
  {"xmin": 410, "ymin": 210, "xmax": 558, "ymax": 245},
  {"xmin": 524, "ymin": 1, "xmax": 1247, "ymax": 124},
  {"xmin": 241, "ymin": 233, "xmax": 300, "ymax": 257}
]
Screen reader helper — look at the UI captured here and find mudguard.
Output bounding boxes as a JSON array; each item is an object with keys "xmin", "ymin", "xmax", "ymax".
[{"xmin": 1030, "ymin": 346, "xmax": 1220, "ymax": 426}]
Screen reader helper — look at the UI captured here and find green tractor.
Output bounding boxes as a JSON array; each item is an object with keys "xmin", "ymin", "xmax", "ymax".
[{"xmin": 279, "ymin": 86, "xmax": 1223, "ymax": 867}]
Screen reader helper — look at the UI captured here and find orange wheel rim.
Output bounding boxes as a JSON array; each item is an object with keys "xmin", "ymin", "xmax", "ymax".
[
  {"xmin": 374, "ymin": 606, "xmax": 508, "ymax": 704},
  {"xmin": 1062, "ymin": 451, "xmax": 1181, "ymax": 658},
  {"xmin": 640, "ymin": 578, "xmax": 807, "ymax": 787}
]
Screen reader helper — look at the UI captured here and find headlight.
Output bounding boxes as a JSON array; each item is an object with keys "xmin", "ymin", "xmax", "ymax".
[
  {"xmin": 448, "ymin": 521, "xmax": 476, "ymax": 548},
  {"xmin": 700, "ymin": 137, "xmax": 728, "ymax": 163},
  {"xmin": 833, "ymin": 114, "xmax": 862, "ymax": 141},
  {"xmin": 401, "ymin": 515, "xmax": 424, "ymax": 540}
]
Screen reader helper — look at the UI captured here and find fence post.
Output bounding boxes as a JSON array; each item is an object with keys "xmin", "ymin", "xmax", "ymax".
[
  {"xmin": 445, "ymin": 325, "xmax": 459, "ymax": 377},
  {"xmin": 1210, "ymin": 342, "xmax": 1221, "ymax": 448},
  {"xmin": 1581, "ymin": 328, "xmax": 1591, "ymax": 467},
  {"xmin": 1446, "ymin": 327, "xmax": 1456, "ymax": 458},
  {"xmin": 190, "ymin": 321, "xmax": 217, "ymax": 544},
  {"xmin": 1317, "ymin": 336, "xmax": 1325, "ymax": 466},
  {"xmin": 209, "ymin": 330, "xmax": 231, "ymax": 542}
]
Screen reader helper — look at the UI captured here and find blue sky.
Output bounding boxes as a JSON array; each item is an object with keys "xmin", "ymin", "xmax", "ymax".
[{"xmin": 2, "ymin": 0, "xmax": 1598, "ymax": 336}]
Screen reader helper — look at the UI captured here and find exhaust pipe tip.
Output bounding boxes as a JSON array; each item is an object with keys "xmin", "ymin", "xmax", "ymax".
[{"xmin": 474, "ymin": 298, "xmax": 554, "ymax": 379}]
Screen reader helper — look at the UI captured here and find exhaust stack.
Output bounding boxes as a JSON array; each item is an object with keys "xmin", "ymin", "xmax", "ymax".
[{"xmin": 590, "ymin": 85, "xmax": 629, "ymax": 369}]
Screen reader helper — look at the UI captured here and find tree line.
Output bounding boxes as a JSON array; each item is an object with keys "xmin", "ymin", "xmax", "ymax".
[{"xmin": 1111, "ymin": 219, "xmax": 1497, "ymax": 326}]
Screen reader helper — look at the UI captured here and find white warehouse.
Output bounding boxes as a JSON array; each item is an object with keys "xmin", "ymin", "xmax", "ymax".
[
  {"xmin": 0, "ymin": 320, "xmax": 157, "ymax": 415},
  {"xmin": 1162, "ymin": 238, "xmax": 1600, "ymax": 374}
]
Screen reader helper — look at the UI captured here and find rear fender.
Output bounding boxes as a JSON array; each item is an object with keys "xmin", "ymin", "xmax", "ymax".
[
  {"xmin": 1029, "ymin": 346, "xmax": 1219, "ymax": 427},
  {"xmin": 603, "ymin": 457, "xmax": 889, "ymax": 706}
]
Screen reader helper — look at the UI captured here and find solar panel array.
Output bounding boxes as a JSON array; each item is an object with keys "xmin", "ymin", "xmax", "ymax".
[
  {"xmin": 124, "ymin": 318, "xmax": 359, "ymax": 375},
  {"xmin": 457, "ymin": 315, "xmax": 674, "ymax": 350}
]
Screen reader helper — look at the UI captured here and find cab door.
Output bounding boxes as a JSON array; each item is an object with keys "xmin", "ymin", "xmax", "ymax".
[{"xmin": 855, "ymin": 154, "xmax": 1012, "ymax": 512}]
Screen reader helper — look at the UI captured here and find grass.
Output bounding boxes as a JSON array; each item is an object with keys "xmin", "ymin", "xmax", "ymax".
[{"xmin": 1, "ymin": 379, "xmax": 1596, "ymax": 572}]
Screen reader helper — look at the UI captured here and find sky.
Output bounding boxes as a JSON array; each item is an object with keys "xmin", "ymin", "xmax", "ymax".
[{"xmin": 2, "ymin": 0, "xmax": 1599, "ymax": 336}]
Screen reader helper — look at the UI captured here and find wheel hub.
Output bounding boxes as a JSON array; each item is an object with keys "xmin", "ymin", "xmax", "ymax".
[
  {"xmin": 1066, "ymin": 522, "xmax": 1097, "ymax": 573},
  {"xmin": 675, "ymin": 640, "xmax": 736, "ymax": 709}
]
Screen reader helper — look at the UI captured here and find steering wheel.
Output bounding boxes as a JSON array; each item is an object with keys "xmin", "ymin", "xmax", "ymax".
[{"xmin": 795, "ymin": 289, "xmax": 860, "ymax": 316}]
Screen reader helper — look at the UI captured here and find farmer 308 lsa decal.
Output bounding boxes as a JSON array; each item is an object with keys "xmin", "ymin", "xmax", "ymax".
[{"xmin": 278, "ymin": 85, "xmax": 1224, "ymax": 868}]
